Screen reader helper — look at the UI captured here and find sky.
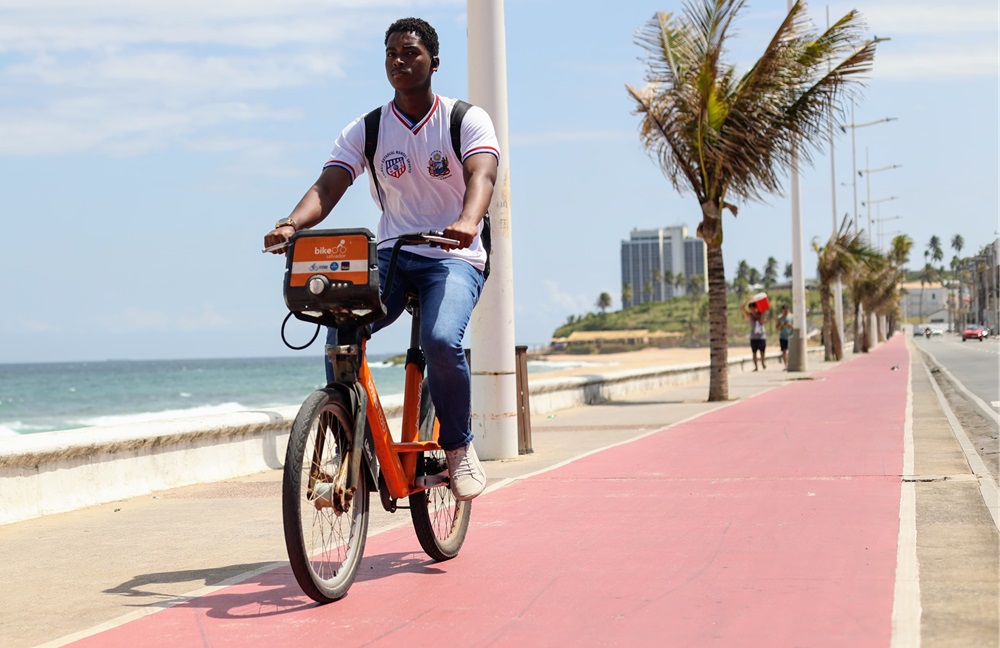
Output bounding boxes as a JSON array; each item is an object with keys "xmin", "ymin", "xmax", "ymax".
[{"xmin": 1, "ymin": 0, "xmax": 997, "ymax": 363}]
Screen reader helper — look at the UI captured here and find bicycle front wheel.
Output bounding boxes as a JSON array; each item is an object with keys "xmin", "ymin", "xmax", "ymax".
[
  {"xmin": 282, "ymin": 389, "xmax": 369, "ymax": 603},
  {"xmin": 408, "ymin": 388, "xmax": 471, "ymax": 561}
]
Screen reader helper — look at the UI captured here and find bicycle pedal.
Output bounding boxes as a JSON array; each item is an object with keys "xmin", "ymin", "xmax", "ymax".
[{"xmin": 416, "ymin": 473, "xmax": 451, "ymax": 489}]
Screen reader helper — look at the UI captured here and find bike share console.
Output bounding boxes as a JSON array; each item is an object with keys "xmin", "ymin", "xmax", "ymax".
[{"xmin": 282, "ymin": 228, "xmax": 386, "ymax": 329}]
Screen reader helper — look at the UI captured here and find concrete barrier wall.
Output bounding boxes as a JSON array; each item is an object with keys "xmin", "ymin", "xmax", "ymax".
[{"xmin": 0, "ymin": 350, "xmax": 816, "ymax": 525}]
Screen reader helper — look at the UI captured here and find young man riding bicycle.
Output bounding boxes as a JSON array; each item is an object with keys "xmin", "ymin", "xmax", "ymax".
[{"xmin": 264, "ymin": 17, "xmax": 499, "ymax": 501}]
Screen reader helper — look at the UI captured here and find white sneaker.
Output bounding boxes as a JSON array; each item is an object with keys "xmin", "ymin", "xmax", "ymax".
[{"xmin": 444, "ymin": 442, "xmax": 487, "ymax": 501}]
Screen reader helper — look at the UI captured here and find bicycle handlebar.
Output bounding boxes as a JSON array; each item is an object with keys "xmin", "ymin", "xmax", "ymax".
[{"xmin": 261, "ymin": 230, "xmax": 458, "ymax": 255}]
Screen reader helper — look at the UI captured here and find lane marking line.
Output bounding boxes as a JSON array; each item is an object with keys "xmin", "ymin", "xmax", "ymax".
[{"xmin": 891, "ymin": 349, "xmax": 922, "ymax": 648}]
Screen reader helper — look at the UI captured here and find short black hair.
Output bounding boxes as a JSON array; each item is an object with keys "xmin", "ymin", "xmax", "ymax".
[{"xmin": 385, "ymin": 17, "xmax": 439, "ymax": 58}]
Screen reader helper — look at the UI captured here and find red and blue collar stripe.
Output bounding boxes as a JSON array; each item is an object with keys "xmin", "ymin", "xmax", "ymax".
[{"xmin": 390, "ymin": 95, "xmax": 440, "ymax": 135}]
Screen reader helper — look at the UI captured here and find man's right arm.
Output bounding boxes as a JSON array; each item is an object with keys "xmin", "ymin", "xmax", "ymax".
[{"xmin": 264, "ymin": 166, "xmax": 354, "ymax": 253}]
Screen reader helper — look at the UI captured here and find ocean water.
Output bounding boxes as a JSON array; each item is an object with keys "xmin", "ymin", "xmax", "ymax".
[{"xmin": 0, "ymin": 355, "xmax": 579, "ymax": 436}]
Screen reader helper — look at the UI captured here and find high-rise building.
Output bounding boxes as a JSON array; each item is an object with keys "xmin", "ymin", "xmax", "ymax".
[{"xmin": 620, "ymin": 226, "xmax": 707, "ymax": 306}]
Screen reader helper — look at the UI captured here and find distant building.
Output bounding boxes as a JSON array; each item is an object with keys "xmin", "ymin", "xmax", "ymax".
[
  {"xmin": 900, "ymin": 281, "xmax": 949, "ymax": 323},
  {"xmin": 969, "ymin": 238, "xmax": 999, "ymax": 331},
  {"xmin": 620, "ymin": 226, "xmax": 707, "ymax": 306}
]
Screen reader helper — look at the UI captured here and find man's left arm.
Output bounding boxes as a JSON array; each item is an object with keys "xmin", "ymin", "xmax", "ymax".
[{"xmin": 442, "ymin": 153, "xmax": 498, "ymax": 249}]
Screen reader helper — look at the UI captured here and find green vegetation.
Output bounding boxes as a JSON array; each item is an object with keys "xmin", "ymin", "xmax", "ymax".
[
  {"xmin": 552, "ymin": 288, "xmax": 816, "ymax": 350},
  {"xmin": 626, "ymin": 1, "xmax": 879, "ymax": 401}
]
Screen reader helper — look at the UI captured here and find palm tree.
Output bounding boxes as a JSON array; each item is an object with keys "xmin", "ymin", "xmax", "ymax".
[
  {"xmin": 928, "ymin": 236, "xmax": 944, "ymax": 265},
  {"xmin": 663, "ymin": 269, "xmax": 675, "ymax": 298},
  {"xmin": 784, "ymin": 262, "xmax": 793, "ymax": 281},
  {"xmin": 627, "ymin": 0, "xmax": 878, "ymax": 400},
  {"xmin": 622, "ymin": 282, "xmax": 634, "ymax": 309},
  {"xmin": 651, "ymin": 268, "xmax": 663, "ymax": 301},
  {"xmin": 674, "ymin": 272, "xmax": 686, "ymax": 297},
  {"xmin": 887, "ymin": 234, "xmax": 913, "ymax": 332},
  {"xmin": 596, "ymin": 293, "xmax": 612, "ymax": 316},
  {"xmin": 951, "ymin": 234, "xmax": 964, "ymax": 328},
  {"xmin": 733, "ymin": 275, "xmax": 750, "ymax": 300},
  {"xmin": 688, "ymin": 273, "xmax": 705, "ymax": 294},
  {"xmin": 763, "ymin": 257, "xmax": 779, "ymax": 290},
  {"xmin": 813, "ymin": 220, "xmax": 881, "ymax": 360},
  {"xmin": 736, "ymin": 260, "xmax": 751, "ymax": 283},
  {"xmin": 918, "ymin": 262, "xmax": 937, "ymax": 321}
]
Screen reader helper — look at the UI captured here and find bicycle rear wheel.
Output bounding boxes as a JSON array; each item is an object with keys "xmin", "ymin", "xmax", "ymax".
[
  {"xmin": 408, "ymin": 386, "xmax": 471, "ymax": 561},
  {"xmin": 282, "ymin": 389, "xmax": 369, "ymax": 602}
]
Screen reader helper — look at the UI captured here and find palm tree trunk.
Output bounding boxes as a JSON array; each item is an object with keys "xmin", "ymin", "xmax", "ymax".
[
  {"xmin": 820, "ymin": 282, "xmax": 833, "ymax": 361},
  {"xmin": 819, "ymin": 279, "xmax": 834, "ymax": 362},
  {"xmin": 706, "ymin": 243, "xmax": 728, "ymax": 401},
  {"xmin": 852, "ymin": 299, "xmax": 862, "ymax": 353},
  {"xmin": 831, "ymin": 315, "xmax": 843, "ymax": 360}
]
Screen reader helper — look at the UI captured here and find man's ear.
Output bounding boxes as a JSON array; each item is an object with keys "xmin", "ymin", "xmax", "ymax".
[{"xmin": 432, "ymin": 56, "xmax": 440, "ymax": 69}]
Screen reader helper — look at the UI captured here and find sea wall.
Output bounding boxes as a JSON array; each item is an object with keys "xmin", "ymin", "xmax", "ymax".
[{"xmin": 0, "ymin": 350, "xmax": 815, "ymax": 525}]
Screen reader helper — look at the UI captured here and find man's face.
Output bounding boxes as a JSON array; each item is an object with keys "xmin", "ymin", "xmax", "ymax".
[{"xmin": 385, "ymin": 31, "xmax": 435, "ymax": 92}]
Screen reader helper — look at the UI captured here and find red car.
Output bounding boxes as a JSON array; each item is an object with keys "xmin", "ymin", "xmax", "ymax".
[{"xmin": 962, "ymin": 324, "xmax": 987, "ymax": 341}]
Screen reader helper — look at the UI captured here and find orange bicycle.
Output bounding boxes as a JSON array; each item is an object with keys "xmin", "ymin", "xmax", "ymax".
[{"xmin": 268, "ymin": 228, "xmax": 472, "ymax": 603}]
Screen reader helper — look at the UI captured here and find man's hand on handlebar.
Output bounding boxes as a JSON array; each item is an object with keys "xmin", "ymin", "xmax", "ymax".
[
  {"xmin": 440, "ymin": 219, "xmax": 479, "ymax": 251},
  {"xmin": 263, "ymin": 225, "xmax": 294, "ymax": 254}
]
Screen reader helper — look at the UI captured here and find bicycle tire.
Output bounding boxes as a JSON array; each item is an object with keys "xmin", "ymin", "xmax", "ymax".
[
  {"xmin": 282, "ymin": 388, "xmax": 369, "ymax": 602},
  {"xmin": 408, "ymin": 385, "xmax": 471, "ymax": 561}
]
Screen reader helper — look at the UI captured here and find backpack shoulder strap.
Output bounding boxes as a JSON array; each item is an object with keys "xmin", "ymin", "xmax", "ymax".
[
  {"xmin": 364, "ymin": 106, "xmax": 384, "ymax": 211},
  {"xmin": 449, "ymin": 99, "xmax": 471, "ymax": 160},
  {"xmin": 449, "ymin": 99, "xmax": 491, "ymax": 281}
]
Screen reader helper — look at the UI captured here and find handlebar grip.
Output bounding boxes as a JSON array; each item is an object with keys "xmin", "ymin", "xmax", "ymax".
[{"xmin": 262, "ymin": 241, "xmax": 289, "ymax": 253}]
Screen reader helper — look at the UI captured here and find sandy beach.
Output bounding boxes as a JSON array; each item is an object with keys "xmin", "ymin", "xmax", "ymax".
[{"xmin": 530, "ymin": 346, "xmax": 715, "ymax": 378}]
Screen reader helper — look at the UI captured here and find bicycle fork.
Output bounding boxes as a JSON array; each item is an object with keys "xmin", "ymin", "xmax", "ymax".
[{"xmin": 313, "ymin": 346, "xmax": 370, "ymax": 515}]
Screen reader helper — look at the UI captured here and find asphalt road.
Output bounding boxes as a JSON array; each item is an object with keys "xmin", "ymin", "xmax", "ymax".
[
  {"xmin": 912, "ymin": 330, "xmax": 999, "ymax": 481},
  {"xmin": 912, "ymin": 330, "xmax": 999, "ymax": 415}
]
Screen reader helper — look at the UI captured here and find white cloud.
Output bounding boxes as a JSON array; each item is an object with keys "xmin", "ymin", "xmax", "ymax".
[
  {"xmin": 863, "ymin": 3, "xmax": 999, "ymax": 35},
  {"xmin": 513, "ymin": 129, "xmax": 634, "ymax": 147},
  {"xmin": 12, "ymin": 319, "xmax": 60, "ymax": 333},
  {"xmin": 106, "ymin": 305, "xmax": 233, "ymax": 333},
  {"xmin": 0, "ymin": 1, "xmax": 453, "ymax": 156},
  {"xmin": 541, "ymin": 279, "xmax": 591, "ymax": 316},
  {"xmin": 873, "ymin": 44, "xmax": 999, "ymax": 81}
]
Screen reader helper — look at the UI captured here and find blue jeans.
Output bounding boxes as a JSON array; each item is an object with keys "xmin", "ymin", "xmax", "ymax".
[{"xmin": 326, "ymin": 248, "xmax": 485, "ymax": 451}]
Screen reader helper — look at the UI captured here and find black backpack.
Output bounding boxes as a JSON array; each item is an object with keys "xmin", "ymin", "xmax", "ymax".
[{"xmin": 363, "ymin": 100, "xmax": 492, "ymax": 280}]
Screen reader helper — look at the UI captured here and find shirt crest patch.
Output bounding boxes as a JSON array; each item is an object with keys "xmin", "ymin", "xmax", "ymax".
[
  {"xmin": 381, "ymin": 150, "xmax": 409, "ymax": 179},
  {"xmin": 427, "ymin": 150, "xmax": 452, "ymax": 179}
]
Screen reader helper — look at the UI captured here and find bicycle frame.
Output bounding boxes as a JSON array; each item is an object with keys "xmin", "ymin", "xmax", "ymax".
[
  {"xmin": 277, "ymin": 228, "xmax": 471, "ymax": 603},
  {"xmin": 355, "ymin": 324, "xmax": 441, "ymax": 501},
  {"xmin": 309, "ymin": 231, "xmax": 455, "ymax": 505}
]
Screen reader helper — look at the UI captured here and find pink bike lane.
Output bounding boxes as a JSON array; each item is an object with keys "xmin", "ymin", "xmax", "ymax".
[{"xmin": 67, "ymin": 338, "xmax": 910, "ymax": 647}]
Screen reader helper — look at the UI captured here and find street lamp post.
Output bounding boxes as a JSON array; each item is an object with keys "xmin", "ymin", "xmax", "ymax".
[
  {"xmin": 860, "ymin": 195, "xmax": 899, "ymax": 345},
  {"xmin": 873, "ymin": 214, "xmax": 902, "ymax": 250},
  {"xmin": 859, "ymin": 157, "xmax": 902, "ymax": 244},
  {"xmin": 841, "ymin": 109, "xmax": 896, "ymax": 353},
  {"xmin": 861, "ymin": 195, "xmax": 899, "ymax": 246},
  {"xmin": 786, "ymin": 0, "xmax": 807, "ymax": 372},
  {"xmin": 841, "ymin": 109, "xmax": 897, "ymax": 235}
]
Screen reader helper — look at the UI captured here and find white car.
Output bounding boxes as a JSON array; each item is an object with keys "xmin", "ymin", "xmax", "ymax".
[{"xmin": 922, "ymin": 325, "xmax": 944, "ymax": 338}]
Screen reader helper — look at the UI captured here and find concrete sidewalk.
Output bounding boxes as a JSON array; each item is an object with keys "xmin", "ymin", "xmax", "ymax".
[{"xmin": 1, "ymin": 337, "xmax": 996, "ymax": 647}]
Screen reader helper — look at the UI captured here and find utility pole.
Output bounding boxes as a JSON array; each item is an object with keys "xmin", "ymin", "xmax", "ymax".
[{"xmin": 467, "ymin": 1, "xmax": 518, "ymax": 459}]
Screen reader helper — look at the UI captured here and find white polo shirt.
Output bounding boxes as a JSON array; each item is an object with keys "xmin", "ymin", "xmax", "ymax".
[{"xmin": 324, "ymin": 95, "xmax": 500, "ymax": 271}]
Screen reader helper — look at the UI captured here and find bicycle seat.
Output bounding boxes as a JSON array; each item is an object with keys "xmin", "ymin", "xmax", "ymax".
[{"xmin": 283, "ymin": 228, "xmax": 387, "ymax": 328}]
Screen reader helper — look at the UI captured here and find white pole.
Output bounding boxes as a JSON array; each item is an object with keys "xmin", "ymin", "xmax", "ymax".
[
  {"xmin": 787, "ymin": 0, "xmax": 807, "ymax": 372},
  {"xmin": 851, "ymin": 103, "xmax": 859, "ymax": 236},
  {"xmin": 467, "ymin": 0, "xmax": 518, "ymax": 459},
  {"xmin": 827, "ymin": 6, "xmax": 844, "ymax": 353},
  {"xmin": 863, "ymin": 147, "xmax": 878, "ymax": 348}
]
